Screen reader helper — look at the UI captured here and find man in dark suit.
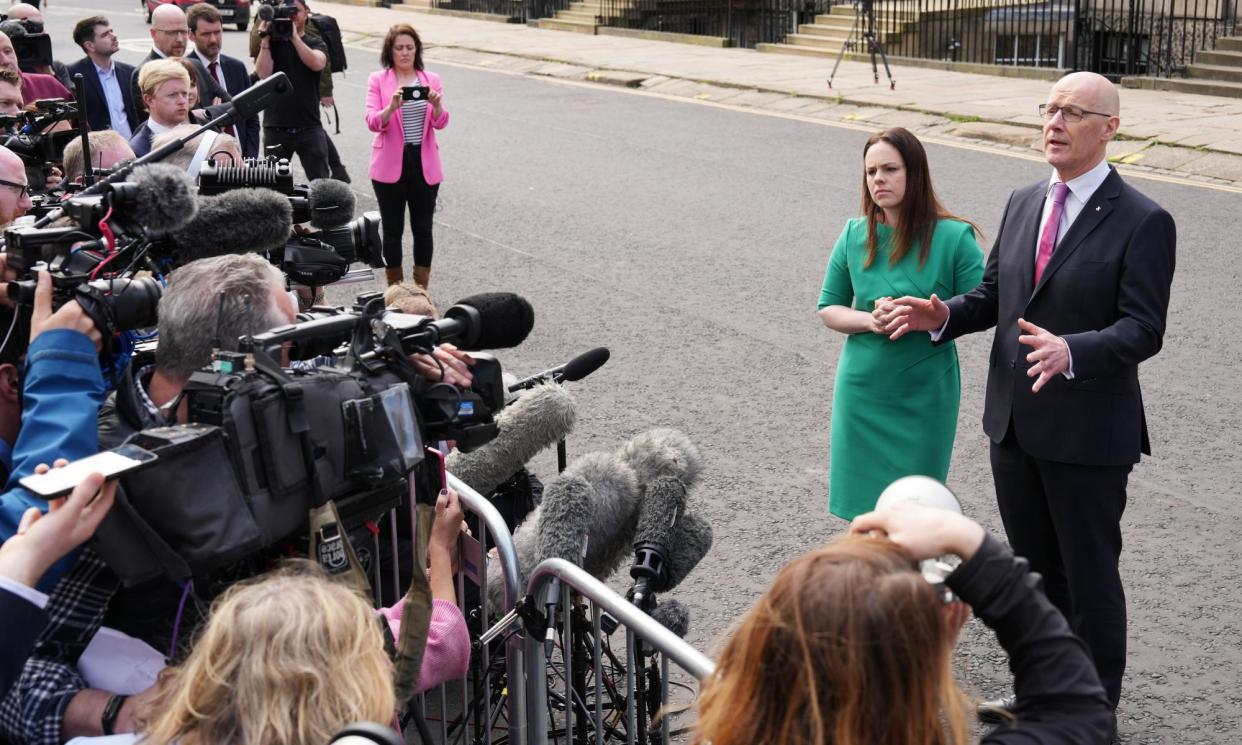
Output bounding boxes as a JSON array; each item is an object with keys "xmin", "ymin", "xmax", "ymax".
[
  {"xmin": 883, "ymin": 72, "xmax": 1177, "ymax": 720},
  {"xmin": 186, "ymin": 3, "xmax": 258, "ymax": 159},
  {"xmin": 131, "ymin": 4, "xmax": 229, "ymax": 125},
  {"xmin": 67, "ymin": 16, "xmax": 140, "ymax": 140}
]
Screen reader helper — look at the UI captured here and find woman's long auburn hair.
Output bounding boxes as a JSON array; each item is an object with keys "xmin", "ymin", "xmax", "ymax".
[
  {"xmin": 140, "ymin": 562, "xmax": 396, "ymax": 745},
  {"xmin": 692, "ymin": 535, "xmax": 971, "ymax": 745},
  {"xmin": 380, "ymin": 23, "xmax": 425, "ymax": 71},
  {"xmin": 861, "ymin": 127, "xmax": 978, "ymax": 270}
]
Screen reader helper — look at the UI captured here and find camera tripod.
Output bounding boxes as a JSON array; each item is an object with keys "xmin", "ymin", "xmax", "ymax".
[{"xmin": 827, "ymin": 0, "xmax": 896, "ymax": 90}]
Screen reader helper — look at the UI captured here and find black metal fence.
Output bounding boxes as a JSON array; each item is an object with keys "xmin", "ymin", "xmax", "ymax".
[
  {"xmin": 586, "ymin": 0, "xmax": 1237, "ymax": 76},
  {"xmin": 431, "ymin": 0, "xmax": 527, "ymax": 21}
]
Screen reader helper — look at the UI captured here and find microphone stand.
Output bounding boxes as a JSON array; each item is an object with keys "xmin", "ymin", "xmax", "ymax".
[{"xmin": 69, "ymin": 74, "xmax": 94, "ymax": 187}]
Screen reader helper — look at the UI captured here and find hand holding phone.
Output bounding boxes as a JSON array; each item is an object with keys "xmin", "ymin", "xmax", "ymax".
[{"xmin": 20, "ymin": 445, "xmax": 159, "ymax": 499}]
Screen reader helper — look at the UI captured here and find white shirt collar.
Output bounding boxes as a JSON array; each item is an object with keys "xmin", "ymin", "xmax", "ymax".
[
  {"xmin": 147, "ymin": 118, "xmax": 174, "ymax": 136},
  {"xmin": 1047, "ymin": 157, "xmax": 1111, "ymax": 204},
  {"xmin": 153, "ymin": 47, "xmax": 168, "ymax": 59},
  {"xmin": 193, "ymin": 48, "xmax": 219, "ymax": 65}
]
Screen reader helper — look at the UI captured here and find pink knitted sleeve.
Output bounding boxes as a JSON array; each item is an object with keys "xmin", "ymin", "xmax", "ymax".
[{"xmin": 379, "ymin": 599, "xmax": 471, "ymax": 694}]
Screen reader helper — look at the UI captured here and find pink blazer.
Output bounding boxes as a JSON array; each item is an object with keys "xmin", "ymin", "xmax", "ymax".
[{"xmin": 365, "ymin": 68, "xmax": 449, "ymax": 185}]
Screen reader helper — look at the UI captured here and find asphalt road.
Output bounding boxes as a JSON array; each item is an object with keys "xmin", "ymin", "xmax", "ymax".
[{"xmin": 46, "ymin": 2, "xmax": 1242, "ymax": 741}]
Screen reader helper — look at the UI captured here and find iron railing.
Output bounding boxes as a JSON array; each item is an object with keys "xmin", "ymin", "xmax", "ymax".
[
  {"xmin": 431, "ymin": 0, "xmax": 528, "ymax": 21},
  {"xmin": 589, "ymin": 0, "xmax": 1236, "ymax": 75}
]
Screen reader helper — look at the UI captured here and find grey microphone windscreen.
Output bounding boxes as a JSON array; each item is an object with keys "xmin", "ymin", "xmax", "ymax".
[
  {"xmin": 661, "ymin": 511, "xmax": 712, "ymax": 593},
  {"xmin": 128, "ymin": 163, "xmax": 199, "ymax": 235},
  {"xmin": 307, "ymin": 178, "xmax": 355, "ymax": 229},
  {"xmin": 618, "ymin": 428, "xmax": 702, "ymax": 491},
  {"xmin": 650, "ymin": 599, "xmax": 690, "ymax": 639},
  {"xmin": 446, "ymin": 383, "xmax": 575, "ymax": 497},
  {"xmin": 170, "ymin": 188, "xmax": 293, "ymax": 265}
]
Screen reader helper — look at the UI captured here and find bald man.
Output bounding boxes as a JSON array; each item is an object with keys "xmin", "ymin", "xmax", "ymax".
[
  {"xmin": 884, "ymin": 72, "xmax": 1176, "ymax": 723},
  {"xmin": 0, "ymin": 146, "xmax": 31, "ymax": 228},
  {"xmin": 130, "ymin": 4, "xmax": 229, "ymax": 124},
  {"xmin": 0, "ymin": 30, "xmax": 68, "ymax": 105}
]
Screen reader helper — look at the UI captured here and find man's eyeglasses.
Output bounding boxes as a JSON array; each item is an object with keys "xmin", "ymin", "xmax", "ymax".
[
  {"xmin": 0, "ymin": 178, "xmax": 30, "ymax": 198},
  {"xmin": 154, "ymin": 28, "xmax": 191, "ymax": 37},
  {"xmin": 1038, "ymin": 104, "xmax": 1113, "ymax": 123}
]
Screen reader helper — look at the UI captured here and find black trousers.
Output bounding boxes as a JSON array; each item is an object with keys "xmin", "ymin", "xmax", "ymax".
[
  {"xmin": 991, "ymin": 425, "xmax": 1131, "ymax": 709},
  {"xmin": 371, "ymin": 143, "xmax": 439, "ymax": 269},
  {"xmin": 263, "ymin": 124, "xmax": 330, "ymax": 181}
]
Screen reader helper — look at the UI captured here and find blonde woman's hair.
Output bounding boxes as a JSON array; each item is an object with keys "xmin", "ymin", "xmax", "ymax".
[
  {"xmin": 383, "ymin": 281, "xmax": 438, "ymax": 318},
  {"xmin": 141, "ymin": 561, "xmax": 396, "ymax": 745},
  {"xmin": 137, "ymin": 58, "xmax": 191, "ymax": 98}
]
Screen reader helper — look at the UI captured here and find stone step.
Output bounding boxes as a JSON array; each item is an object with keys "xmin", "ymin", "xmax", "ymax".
[
  {"xmin": 786, "ymin": 33, "xmax": 851, "ymax": 49},
  {"xmin": 1196, "ymin": 49, "xmax": 1242, "ymax": 68},
  {"xmin": 531, "ymin": 17, "xmax": 597, "ymax": 33},
  {"xmin": 556, "ymin": 8, "xmax": 601, "ymax": 21},
  {"xmin": 756, "ymin": 42, "xmax": 849, "ymax": 60},
  {"xmin": 798, "ymin": 24, "xmax": 852, "ymax": 40},
  {"xmin": 809, "ymin": 14, "xmax": 856, "ymax": 28},
  {"xmin": 1217, "ymin": 36, "xmax": 1242, "ymax": 52},
  {"xmin": 1121, "ymin": 74, "xmax": 1242, "ymax": 99},
  {"xmin": 1188, "ymin": 62, "xmax": 1242, "ymax": 83}
]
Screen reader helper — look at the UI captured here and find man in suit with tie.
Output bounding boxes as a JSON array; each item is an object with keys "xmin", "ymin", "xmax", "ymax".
[
  {"xmin": 131, "ymin": 4, "xmax": 230, "ymax": 125},
  {"xmin": 67, "ymin": 16, "xmax": 139, "ymax": 141},
  {"xmin": 186, "ymin": 3, "xmax": 259, "ymax": 159},
  {"xmin": 883, "ymin": 72, "xmax": 1176, "ymax": 726}
]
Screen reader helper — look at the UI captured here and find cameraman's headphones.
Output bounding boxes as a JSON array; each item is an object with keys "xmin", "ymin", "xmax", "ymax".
[{"xmin": 327, "ymin": 722, "xmax": 403, "ymax": 745}]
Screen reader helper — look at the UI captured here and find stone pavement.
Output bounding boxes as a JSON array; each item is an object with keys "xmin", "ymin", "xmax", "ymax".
[{"xmin": 317, "ymin": 1, "xmax": 1242, "ymax": 186}]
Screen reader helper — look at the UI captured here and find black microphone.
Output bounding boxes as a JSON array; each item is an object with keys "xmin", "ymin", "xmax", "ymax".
[
  {"xmin": 0, "ymin": 20, "xmax": 26, "ymax": 39},
  {"xmin": 223, "ymin": 72, "xmax": 291, "ymax": 126},
  {"xmin": 170, "ymin": 188, "xmax": 293, "ymax": 265},
  {"xmin": 508, "ymin": 347, "xmax": 610, "ymax": 392},
  {"xmin": 446, "ymin": 382, "xmax": 575, "ymax": 497},
  {"xmin": 307, "ymin": 178, "xmax": 355, "ymax": 230},
  {"xmin": 440, "ymin": 292, "xmax": 534, "ymax": 351}
]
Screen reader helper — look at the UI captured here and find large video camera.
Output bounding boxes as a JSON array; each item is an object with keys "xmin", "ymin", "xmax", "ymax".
[
  {"xmin": 1, "ymin": 99, "xmax": 80, "ymax": 180},
  {"xmin": 257, "ymin": 0, "xmax": 298, "ymax": 42},
  {"xmin": 0, "ymin": 16, "xmax": 53, "ymax": 74},
  {"xmin": 197, "ymin": 156, "xmax": 382, "ymax": 283},
  {"xmin": 96, "ymin": 290, "xmax": 530, "ymax": 585}
]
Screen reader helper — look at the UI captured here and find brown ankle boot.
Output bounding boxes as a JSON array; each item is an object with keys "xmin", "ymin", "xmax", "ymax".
[
  {"xmin": 412, "ymin": 265, "xmax": 431, "ymax": 290},
  {"xmin": 384, "ymin": 267, "xmax": 404, "ymax": 286}
]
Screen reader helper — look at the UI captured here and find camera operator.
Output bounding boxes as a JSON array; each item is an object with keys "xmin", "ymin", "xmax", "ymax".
[
  {"xmin": 130, "ymin": 5, "xmax": 230, "ymax": 126},
  {"xmin": 60, "ymin": 131, "xmax": 134, "ymax": 186},
  {"xmin": 67, "ymin": 16, "xmax": 139, "ymax": 141},
  {"xmin": 1, "ymin": 3, "xmax": 69, "ymax": 90},
  {"xmin": 0, "ymin": 68, "xmax": 20, "ymax": 117},
  {"xmin": 0, "ymin": 29, "xmax": 68, "ymax": 106},
  {"xmin": 0, "ymin": 144, "xmax": 30, "ymax": 225},
  {"xmin": 255, "ymin": 0, "xmax": 332, "ymax": 180}
]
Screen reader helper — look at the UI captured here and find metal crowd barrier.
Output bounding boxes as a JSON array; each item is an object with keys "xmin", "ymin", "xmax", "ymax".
[{"xmin": 524, "ymin": 559, "xmax": 716, "ymax": 745}]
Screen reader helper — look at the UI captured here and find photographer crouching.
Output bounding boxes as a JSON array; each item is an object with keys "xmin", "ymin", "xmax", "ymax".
[{"xmin": 255, "ymin": 0, "xmax": 332, "ymax": 180}]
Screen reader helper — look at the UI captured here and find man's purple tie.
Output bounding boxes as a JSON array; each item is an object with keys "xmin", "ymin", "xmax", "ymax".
[
  {"xmin": 208, "ymin": 61, "xmax": 237, "ymax": 138},
  {"xmin": 1035, "ymin": 181, "xmax": 1069, "ymax": 285}
]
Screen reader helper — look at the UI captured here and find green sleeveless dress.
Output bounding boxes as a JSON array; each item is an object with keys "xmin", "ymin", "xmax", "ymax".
[{"xmin": 818, "ymin": 218, "xmax": 985, "ymax": 521}]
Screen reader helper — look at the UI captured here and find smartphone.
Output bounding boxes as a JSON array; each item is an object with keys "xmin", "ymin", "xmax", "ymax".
[
  {"xmin": 401, "ymin": 85, "xmax": 431, "ymax": 102},
  {"xmin": 424, "ymin": 445, "xmax": 446, "ymax": 495},
  {"xmin": 20, "ymin": 445, "xmax": 159, "ymax": 499}
]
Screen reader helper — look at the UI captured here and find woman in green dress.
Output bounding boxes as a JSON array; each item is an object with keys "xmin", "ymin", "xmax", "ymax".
[{"xmin": 817, "ymin": 128, "xmax": 984, "ymax": 521}]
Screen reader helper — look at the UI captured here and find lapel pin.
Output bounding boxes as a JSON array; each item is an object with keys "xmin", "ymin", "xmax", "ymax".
[{"xmin": 1095, "ymin": 206, "xmax": 1101, "ymax": 211}]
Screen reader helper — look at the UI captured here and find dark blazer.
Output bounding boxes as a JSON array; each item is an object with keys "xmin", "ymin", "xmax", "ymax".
[
  {"xmin": 65, "ymin": 56, "xmax": 141, "ymax": 134},
  {"xmin": 1, "ymin": 586, "xmax": 48, "ymax": 700},
  {"xmin": 942, "ymin": 167, "xmax": 1176, "ymax": 466},
  {"xmin": 130, "ymin": 50, "xmax": 231, "ymax": 125},
  {"xmin": 186, "ymin": 49, "xmax": 259, "ymax": 159}
]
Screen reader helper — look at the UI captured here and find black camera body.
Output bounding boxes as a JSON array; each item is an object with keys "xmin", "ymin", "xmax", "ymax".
[
  {"xmin": 0, "ymin": 16, "xmax": 53, "ymax": 72},
  {"xmin": 257, "ymin": 0, "xmax": 298, "ymax": 42},
  {"xmin": 0, "ymin": 99, "xmax": 81, "ymax": 171}
]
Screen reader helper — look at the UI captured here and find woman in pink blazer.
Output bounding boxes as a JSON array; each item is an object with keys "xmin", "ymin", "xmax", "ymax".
[{"xmin": 365, "ymin": 24, "xmax": 449, "ymax": 288}]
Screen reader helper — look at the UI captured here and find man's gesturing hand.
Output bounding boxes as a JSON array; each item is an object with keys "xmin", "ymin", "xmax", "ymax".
[
  {"xmin": 1017, "ymin": 318, "xmax": 1070, "ymax": 393},
  {"xmin": 880, "ymin": 293, "xmax": 949, "ymax": 341}
]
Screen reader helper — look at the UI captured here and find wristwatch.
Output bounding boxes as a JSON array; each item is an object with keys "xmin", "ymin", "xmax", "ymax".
[{"xmin": 101, "ymin": 694, "xmax": 128, "ymax": 736}]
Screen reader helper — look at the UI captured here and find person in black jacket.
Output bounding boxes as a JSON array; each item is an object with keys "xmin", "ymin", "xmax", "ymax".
[
  {"xmin": 693, "ymin": 503, "xmax": 1114, "ymax": 745},
  {"xmin": 68, "ymin": 16, "xmax": 140, "ymax": 140}
]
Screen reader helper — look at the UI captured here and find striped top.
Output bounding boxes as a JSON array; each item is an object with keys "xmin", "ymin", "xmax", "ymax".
[{"xmin": 401, "ymin": 98, "xmax": 428, "ymax": 146}]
